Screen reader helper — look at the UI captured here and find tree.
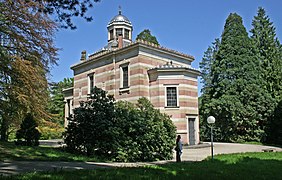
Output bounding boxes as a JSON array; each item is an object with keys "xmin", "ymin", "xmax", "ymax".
[
  {"xmin": 15, "ymin": 113, "xmax": 41, "ymax": 146},
  {"xmin": 199, "ymin": 38, "xmax": 220, "ymax": 88},
  {"xmin": 64, "ymin": 86, "xmax": 116, "ymax": 156},
  {"xmin": 250, "ymin": 7, "xmax": 282, "ymax": 100},
  {"xmin": 199, "ymin": 39, "xmax": 221, "ymax": 140},
  {"xmin": 48, "ymin": 78, "xmax": 74, "ymax": 125},
  {"xmin": 136, "ymin": 29, "xmax": 159, "ymax": 45},
  {"xmin": 0, "ymin": 0, "xmax": 101, "ymax": 141},
  {"xmin": 200, "ymin": 13, "xmax": 273, "ymax": 142},
  {"xmin": 0, "ymin": 1, "xmax": 57, "ymax": 141},
  {"xmin": 32, "ymin": 0, "xmax": 101, "ymax": 29},
  {"xmin": 250, "ymin": 7, "xmax": 282, "ymax": 144},
  {"xmin": 267, "ymin": 100, "xmax": 282, "ymax": 145}
]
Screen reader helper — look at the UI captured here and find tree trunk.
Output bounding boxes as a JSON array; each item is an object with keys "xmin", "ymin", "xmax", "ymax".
[{"xmin": 0, "ymin": 118, "xmax": 8, "ymax": 141}]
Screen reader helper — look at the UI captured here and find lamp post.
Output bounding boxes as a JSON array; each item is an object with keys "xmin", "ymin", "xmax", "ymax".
[{"xmin": 207, "ymin": 116, "xmax": 215, "ymax": 160}]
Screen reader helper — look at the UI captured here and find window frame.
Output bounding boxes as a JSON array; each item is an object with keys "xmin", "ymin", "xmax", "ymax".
[
  {"xmin": 165, "ymin": 85, "xmax": 179, "ymax": 108},
  {"xmin": 109, "ymin": 29, "xmax": 114, "ymax": 40},
  {"xmin": 88, "ymin": 73, "xmax": 95, "ymax": 94},
  {"xmin": 119, "ymin": 63, "xmax": 130, "ymax": 90},
  {"xmin": 124, "ymin": 29, "xmax": 130, "ymax": 39},
  {"xmin": 116, "ymin": 28, "xmax": 123, "ymax": 37}
]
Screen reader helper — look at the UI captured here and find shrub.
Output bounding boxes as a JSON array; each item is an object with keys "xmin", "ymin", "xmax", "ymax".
[
  {"xmin": 64, "ymin": 87, "xmax": 176, "ymax": 162},
  {"xmin": 114, "ymin": 98, "xmax": 176, "ymax": 162},
  {"xmin": 15, "ymin": 113, "xmax": 41, "ymax": 146},
  {"xmin": 39, "ymin": 126, "xmax": 65, "ymax": 140},
  {"xmin": 64, "ymin": 87, "xmax": 116, "ymax": 157}
]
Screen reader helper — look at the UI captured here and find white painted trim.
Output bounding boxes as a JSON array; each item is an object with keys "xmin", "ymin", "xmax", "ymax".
[
  {"xmin": 164, "ymin": 85, "xmax": 179, "ymax": 107},
  {"xmin": 88, "ymin": 73, "xmax": 95, "ymax": 94}
]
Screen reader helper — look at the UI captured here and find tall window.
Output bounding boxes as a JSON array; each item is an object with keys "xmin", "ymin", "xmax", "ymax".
[
  {"xmin": 122, "ymin": 66, "xmax": 128, "ymax": 88},
  {"xmin": 110, "ymin": 29, "xmax": 114, "ymax": 40},
  {"xmin": 116, "ymin": 28, "xmax": 123, "ymax": 37},
  {"xmin": 124, "ymin": 29, "xmax": 129, "ymax": 39},
  {"xmin": 166, "ymin": 87, "xmax": 178, "ymax": 107},
  {"xmin": 119, "ymin": 63, "xmax": 130, "ymax": 92},
  {"xmin": 88, "ymin": 73, "xmax": 94, "ymax": 94}
]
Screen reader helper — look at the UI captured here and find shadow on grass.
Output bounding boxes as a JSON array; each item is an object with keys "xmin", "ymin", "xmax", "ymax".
[
  {"xmin": 2, "ymin": 152, "xmax": 282, "ymax": 179},
  {"xmin": 0, "ymin": 141, "xmax": 102, "ymax": 162}
]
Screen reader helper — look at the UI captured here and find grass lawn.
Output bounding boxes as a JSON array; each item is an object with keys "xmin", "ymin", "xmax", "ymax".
[
  {"xmin": 0, "ymin": 141, "xmax": 103, "ymax": 162},
  {"xmin": 1, "ymin": 141, "xmax": 282, "ymax": 179},
  {"xmin": 2, "ymin": 152, "xmax": 282, "ymax": 179}
]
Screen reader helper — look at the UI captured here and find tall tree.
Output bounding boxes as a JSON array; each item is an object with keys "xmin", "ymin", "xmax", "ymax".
[
  {"xmin": 199, "ymin": 39, "xmax": 220, "ymax": 139},
  {"xmin": 251, "ymin": 7, "xmax": 282, "ymax": 100},
  {"xmin": 199, "ymin": 38, "xmax": 220, "ymax": 93},
  {"xmin": 136, "ymin": 29, "xmax": 159, "ymax": 45},
  {"xmin": 0, "ymin": 1, "xmax": 57, "ymax": 141},
  {"xmin": 48, "ymin": 78, "xmax": 74, "ymax": 126},
  {"xmin": 0, "ymin": 0, "xmax": 101, "ymax": 141},
  {"xmin": 250, "ymin": 7, "xmax": 282, "ymax": 144},
  {"xmin": 200, "ymin": 13, "xmax": 273, "ymax": 142}
]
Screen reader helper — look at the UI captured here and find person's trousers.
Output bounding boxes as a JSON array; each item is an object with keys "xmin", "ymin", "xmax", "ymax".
[{"xmin": 176, "ymin": 151, "xmax": 181, "ymax": 162}]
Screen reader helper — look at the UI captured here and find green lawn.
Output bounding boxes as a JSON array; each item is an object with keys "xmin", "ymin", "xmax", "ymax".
[
  {"xmin": 0, "ymin": 141, "xmax": 103, "ymax": 162},
  {"xmin": 1, "ymin": 141, "xmax": 282, "ymax": 179},
  {"xmin": 2, "ymin": 151, "xmax": 282, "ymax": 179}
]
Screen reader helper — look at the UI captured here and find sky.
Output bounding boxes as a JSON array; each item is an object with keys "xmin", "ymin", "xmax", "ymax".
[{"xmin": 51, "ymin": 0, "xmax": 282, "ymax": 94}]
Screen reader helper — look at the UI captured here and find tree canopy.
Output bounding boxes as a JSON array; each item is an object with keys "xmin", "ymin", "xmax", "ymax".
[
  {"xmin": 48, "ymin": 78, "xmax": 74, "ymax": 126},
  {"xmin": 199, "ymin": 9, "xmax": 281, "ymax": 143},
  {"xmin": 136, "ymin": 29, "xmax": 159, "ymax": 45},
  {"xmin": 0, "ymin": 1, "xmax": 58, "ymax": 140},
  {"xmin": 0, "ymin": 0, "xmax": 100, "ymax": 141},
  {"xmin": 250, "ymin": 7, "xmax": 282, "ymax": 144}
]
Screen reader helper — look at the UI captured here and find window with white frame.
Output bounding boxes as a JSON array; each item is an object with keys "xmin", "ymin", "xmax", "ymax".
[
  {"xmin": 88, "ymin": 73, "xmax": 94, "ymax": 94},
  {"xmin": 124, "ymin": 29, "xmax": 130, "ymax": 39},
  {"xmin": 116, "ymin": 28, "xmax": 123, "ymax": 37},
  {"xmin": 166, "ymin": 86, "xmax": 178, "ymax": 107},
  {"xmin": 120, "ymin": 64, "xmax": 129, "ymax": 89}
]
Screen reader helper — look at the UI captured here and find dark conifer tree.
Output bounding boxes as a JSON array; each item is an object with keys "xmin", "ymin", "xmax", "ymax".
[
  {"xmin": 251, "ymin": 7, "xmax": 282, "ymax": 144},
  {"xmin": 251, "ymin": 7, "xmax": 282, "ymax": 100},
  {"xmin": 200, "ymin": 13, "xmax": 273, "ymax": 142},
  {"xmin": 16, "ymin": 113, "xmax": 41, "ymax": 146}
]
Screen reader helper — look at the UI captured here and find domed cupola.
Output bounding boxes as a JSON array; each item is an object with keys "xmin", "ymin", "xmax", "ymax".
[{"xmin": 107, "ymin": 7, "xmax": 133, "ymax": 48}]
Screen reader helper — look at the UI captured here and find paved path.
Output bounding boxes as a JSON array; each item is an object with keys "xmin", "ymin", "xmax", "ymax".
[{"xmin": 1, "ymin": 143, "xmax": 281, "ymax": 176}]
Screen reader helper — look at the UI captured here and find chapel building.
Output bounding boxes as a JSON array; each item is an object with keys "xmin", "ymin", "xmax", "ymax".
[{"xmin": 64, "ymin": 9, "xmax": 201, "ymax": 145}]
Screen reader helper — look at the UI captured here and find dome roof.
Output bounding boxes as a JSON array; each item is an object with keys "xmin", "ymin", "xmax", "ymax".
[{"xmin": 108, "ymin": 9, "xmax": 132, "ymax": 26}]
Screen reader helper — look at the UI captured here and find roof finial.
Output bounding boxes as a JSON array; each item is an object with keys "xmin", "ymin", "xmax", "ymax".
[{"xmin": 118, "ymin": 5, "xmax": 122, "ymax": 15}]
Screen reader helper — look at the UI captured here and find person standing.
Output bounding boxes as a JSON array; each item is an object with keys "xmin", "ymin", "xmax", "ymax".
[{"xmin": 175, "ymin": 135, "xmax": 183, "ymax": 162}]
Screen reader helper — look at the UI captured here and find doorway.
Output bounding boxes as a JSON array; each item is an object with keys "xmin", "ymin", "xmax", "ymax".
[{"xmin": 188, "ymin": 118, "xmax": 196, "ymax": 145}]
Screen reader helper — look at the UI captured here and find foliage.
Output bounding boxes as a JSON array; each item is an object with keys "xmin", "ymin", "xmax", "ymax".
[
  {"xmin": 250, "ymin": 7, "xmax": 282, "ymax": 145},
  {"xmin": 114, "ymin": 98, "xmax": 176, "ymax": 162},
  {"xmin": 48, "ymin": 78, "xmax": 73, "ymax": 126},
  {"xmin": 64, "ymin": 86, "xmax": 116, "ymax": 157},
  {"xmin": 136, "ymin": 29, "xmax": 159, "ymax": 45},
  {"xmin": 199, "ymin": 39, "xmax": 221, "ymax": 140},
  {"xmin": 199, "ymin": 12, "xmax": 276, "ymax": 142},
  {"xmin": 0, "ymin": 1, "xmax": 58, "ymax": 141},
  {"xmin": 33, "ymin": 0, "xmax": 101, "ymax": 29},
  {"xmin": 15, "ymin": 114, "xmax": 41, "ymax": 146},
  {"xmin": 64, "ymin": 87, "xmax": 176, "ymax": 162},
  {"xmin": 0, "ymin": 0, "xmax": 101, "ymax": 141},
  {"xmin": 7, "ymin": 152, "xmax": 282, "ymax": 180},
  {"xmin": 250, "ymin": 7, "xmax": 282, "ymax": 100},
  {"xmin": 267, "ymin": 100, "xmax": 282, "ymax": 145},
  {"xmin": 38, "ymin": 126, "xmax": 65, "ymax": 140}
]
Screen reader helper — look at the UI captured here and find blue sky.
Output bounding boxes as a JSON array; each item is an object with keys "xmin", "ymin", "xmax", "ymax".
[{"xmin": 51, "ymin": 0, "xmax": 282, "ymax": 93}]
